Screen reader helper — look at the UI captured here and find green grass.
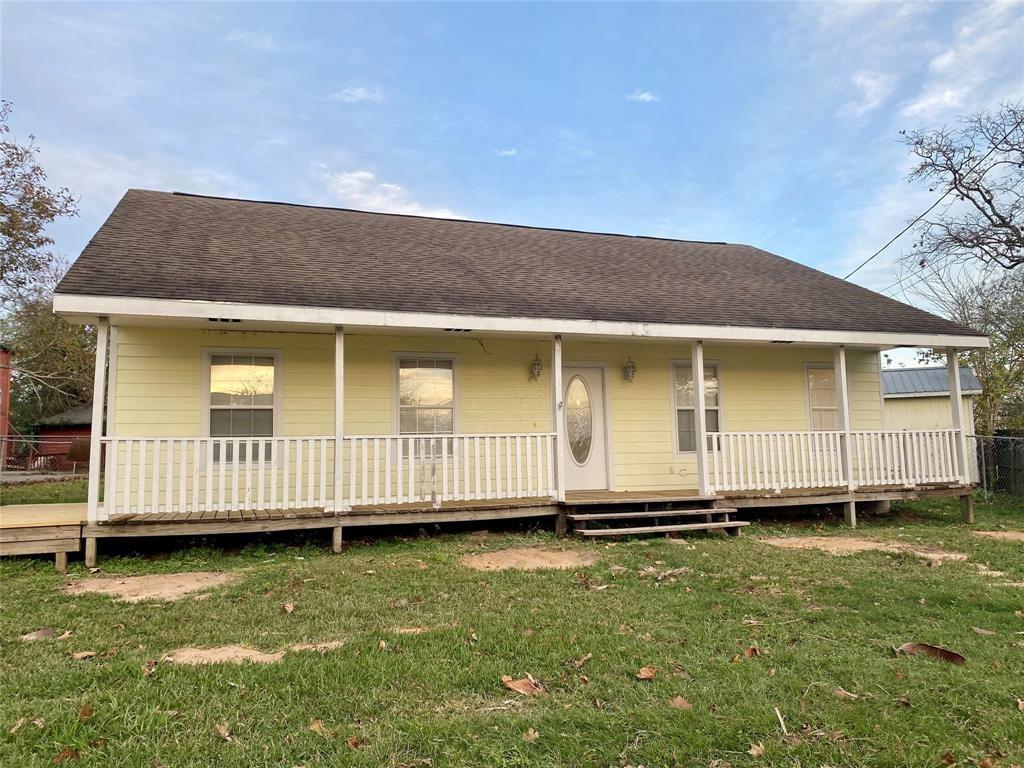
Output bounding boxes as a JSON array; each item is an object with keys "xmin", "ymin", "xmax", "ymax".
[
  {"xmin": 1, "ymin": 479, "xmax": 88, "ymax": 506},
  {"xmin": 1, "ymin": 495, "xmax": 1023, "ymax": 767}
]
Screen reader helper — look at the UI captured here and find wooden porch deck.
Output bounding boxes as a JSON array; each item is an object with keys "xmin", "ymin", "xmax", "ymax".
[{"xmin": 1, "ymin": 482, "xmax": 972, "ymax": 569}]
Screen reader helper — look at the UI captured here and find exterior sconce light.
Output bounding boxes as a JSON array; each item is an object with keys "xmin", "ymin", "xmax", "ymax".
[
  {"xmin": 529, "ymin": 354, "xmax": 543, "ymax": 382},
  {"xmin": 623, "ymin": 357, "xmax": 637, "ymax": 382}
]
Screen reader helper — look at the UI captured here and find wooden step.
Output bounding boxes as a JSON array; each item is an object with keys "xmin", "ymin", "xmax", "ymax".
[
  {"xmin": 569, "ymin": 507, "xmax": 737, "ymax": 522},
  {"xmin": 565, "ymin": 494, "xmax": 717, "ymax": 507},
  {"xmin": 573, "ymin": 520, "xmax": 749, "ymax": 537}
]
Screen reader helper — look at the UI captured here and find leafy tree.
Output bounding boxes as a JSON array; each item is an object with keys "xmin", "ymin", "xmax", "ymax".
[
  {"xmin": 901, "ymin": 101, "xmax": 1023, "ymax": 272},
  {"xmin": 912, "ymin": 265, "xmax": 1024, "ymax": 434},
  {"xmin": 1, "ymin": 100, "xmax": 78, "ymax": 307}
]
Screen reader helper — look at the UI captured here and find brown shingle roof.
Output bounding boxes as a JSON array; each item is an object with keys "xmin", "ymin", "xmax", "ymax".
[{"xmin": 57, "ymin": 189, "xmax": 983, "ymax": 337}]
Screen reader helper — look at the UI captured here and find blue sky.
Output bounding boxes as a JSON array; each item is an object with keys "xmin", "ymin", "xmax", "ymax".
[{"xmin": 3, "ymin": 1, "xmax": 1023, "ymax": 309}]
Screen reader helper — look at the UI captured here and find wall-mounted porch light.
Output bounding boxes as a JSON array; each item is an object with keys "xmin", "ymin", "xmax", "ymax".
[
  {"xmin": 529, "ymin": 354, "xmax": 543, "ymax": 382},
  {"xmin": 623, "ymin": 357, "xmax": 637, "ymax": 382}
]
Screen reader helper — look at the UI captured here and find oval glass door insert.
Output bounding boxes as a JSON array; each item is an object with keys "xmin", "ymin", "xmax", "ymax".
[{"xmin": 565, "ymin": 376, "xmax": 593, "ymax": 465}]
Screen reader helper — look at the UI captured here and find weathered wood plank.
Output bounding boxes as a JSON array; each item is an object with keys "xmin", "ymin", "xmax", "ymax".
[
  {"xmin": 1, "ymin": 538, "xmax": 81, "ymax": 555},
  {"xmin": 0, "ymin": 525, "xmax": 82, "ymax": 543}
]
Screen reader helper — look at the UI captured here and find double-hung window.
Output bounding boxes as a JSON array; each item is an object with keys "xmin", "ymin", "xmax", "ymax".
[
  {"xmin": 672, "ymin": 363, "xmax": 720, "ymax": 452},
  {"xmin": 397, "ymin": 358, "xmax": 455, "ymax": 436},
  {"xmin": 207, "ymin": 352, "xmax": 278, "ymax": 460},
  {"xmin": 806, "ymin": 365, "xmax": 839, "ymax": 430}
]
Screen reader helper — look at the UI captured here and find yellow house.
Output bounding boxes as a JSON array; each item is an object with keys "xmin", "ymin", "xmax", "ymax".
[{"xmin": 51, "ymin": 190, "xmax": 989, "ymax": 564}]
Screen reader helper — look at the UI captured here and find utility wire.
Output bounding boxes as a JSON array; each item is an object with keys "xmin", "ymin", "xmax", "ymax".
[{"xmin": 843, "ymin": 112, "xmax": 1024, "ymax": 280}]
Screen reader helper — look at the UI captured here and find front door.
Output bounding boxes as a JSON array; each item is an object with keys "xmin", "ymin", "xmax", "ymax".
[{"xmin": 563, "ymin": 366, "xmax": 609, "ymax": 490}]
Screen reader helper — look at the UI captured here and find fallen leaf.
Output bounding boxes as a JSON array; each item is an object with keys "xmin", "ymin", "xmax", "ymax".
[
  {"xmin": 1016, "ymin": 610, "xmax": 1024, "ymax": 618},
  {"xmin": 309, "ymin": 719, "xmax": 328, "ymax": 737},
  {"xmin": 51, "ymin": 747, "xmax": 80, "ymax": 763},
  {"xmin": 972, "ymin": 627, "xmax": 996, "ymax": 636},
  {"xmin": 33, "ymin": 718, "xmax": 45, "ymax": 728},
  {"xmin": 573, "ymin": 652, "xmax": 592, "ymax": 669},
  {"xmin": 282, "ymin": 602, "xmax": 294, "ymax": 615},
  {"xmin": 71, "ymin": 651, "xmax": 96, "ymax": 661},
  {"xmin": 748, "ymin": 741, "xmax": 765, "ymax": 758},
  {"xmin": 834, "ymin": 687, "xmax": 859, "ymax": 700},
  {"xmin": 346, "ymin": 735, "xmax": 364, "ymax": 750},
  {"xmin": 669, "ymin": 695, "xmax": 693, "ymax": 710},
  {"xmin": 77, "ymin": 704, "xmax": 95, "ymax": 722},
  {"xmin": 1016, "ymin": 697, "xmax": 1024, "ymax": 713},
  {"xmin": 215, "ymin": 721, "xmax": 232, "ymax": 742},
  {"xmin": 743, "ymin": 646, "xmax": 763, "ymax": 659},
  {"xmin": 523, "ymin": 727, "xmax": 539, "ymax": 743},
  {"xmin": 895, "ymin": 642, "xmax": 966, "ymax": 666},
  {"xmin": 938, "ymin": 753, "xmax": 955, "ymax": 766},
  {"xmin": 635, "ymin": 666, "xmax": 657, "ymax": 680},
  {"xmin": 898, "ymin": 693, "xmax": 911, "ymax": 707},
  {"xmin": 58, "ymin": 631, "xmax": 72, "ymax": 640},
  {"xmin": 142, "ymin": 659, "xmax": 158, "ymax": 677},
  {"xmin": 20, "ymin": 628, "xmax": 55, "ymax": 642},
  {"xmin": 9, "ymin": 718, "xmax": 26, "ymax": 734},
  {"xmin": 501, "ymin": 674, "xmax": 544, "ymax": 695}
]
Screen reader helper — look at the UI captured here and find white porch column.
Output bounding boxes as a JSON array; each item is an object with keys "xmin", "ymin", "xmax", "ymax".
[
  {"xmin": 86, "ymin": 318, "xmax": 109, "ymax": 525},
  {"xmin": 691, "ymin": 340, "xmax": 710, "ymax": 497},
  {"xmin": 834, "ymin": 345, "xmax": 856, "ymax": 527},
  {"xmin": 552, "ymin": 335, "xmax": 566, "ymax": 502},
  {"xmin": 947, "ymin": 348, "xmax": 974, "ymax": 522},
  {"xmin": 334, "ymin": 326, "xmax": 346, "ymax": 512}
]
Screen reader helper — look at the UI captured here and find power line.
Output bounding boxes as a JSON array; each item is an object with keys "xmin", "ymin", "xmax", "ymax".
[{"xmin": 843, "ymin": 111, "xmax": 1024, "ymax": 281}]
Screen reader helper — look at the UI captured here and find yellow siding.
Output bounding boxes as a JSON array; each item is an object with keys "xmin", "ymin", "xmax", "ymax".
[
  {"xmin": 883, "ymin": 395, "xmax": 974, "ymax": 433},
  {"xmin": 110, "ymin": 328, "xmax": 886, "ymax": 492}
]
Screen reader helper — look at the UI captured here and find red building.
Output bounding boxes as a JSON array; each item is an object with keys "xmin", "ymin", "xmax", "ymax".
[{"xmin": 32, "ymin": 404, "xmax": 93, "ymax": 472}]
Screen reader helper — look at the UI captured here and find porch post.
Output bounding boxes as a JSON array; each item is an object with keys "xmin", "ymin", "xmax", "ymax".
[
  {"xmin": 86, "ymin": 318, "xmax": 110, "ymax": 525},
  {"xmin": 334, "ymin": 326, "xmax": 346, "ymax": 513},
  {"xmin": 552, "ymin": 335, "xmax": 566, "ymax": 502},
  {"xmin": 947, "ymin": 349, "xmax": 973, "ymax": 522},
  {"xmin": 833, "ymin": 345, "xmax": 856, "ymax": 527},
  {"xmin": 691, "ymin": 340, "xmax": 710, "ymax": 497}
]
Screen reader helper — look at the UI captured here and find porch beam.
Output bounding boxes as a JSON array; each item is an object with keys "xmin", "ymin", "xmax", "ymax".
[
  {"xmin": 86, "ymin": 318, "xmax": 109, "ymax": 525},
  {"xmin": 692, "ymin": 340, "xmax": 710, "ymax": 496},
  {"xmin": 334, "ymin": 326, "xmax": 346, "ymax": 512},
  {"xmin": 552, "ymin": 335, "xmax": 565, "ymax": 502},
  {"xmin": 834, "ymin": 345, "xmax": 856, "ymax": 498}
]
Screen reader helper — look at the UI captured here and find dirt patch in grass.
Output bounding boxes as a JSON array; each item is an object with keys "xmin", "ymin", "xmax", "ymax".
[
  {"xmin": 164, "ymin": 640, "xmax": 346, "ymax": 665},
  {"xmin": 63, "ymin": 572, "xmax": 236, "ymax": 602},
  {"xmin": 459, "ymin": 547, "xmax": 597, "ymax": 571},
  {"xmin": 974, "ymin": 530, "xmax": 1024, "ymax": 543},
  {"xmin": 762, "ymin": 537, "xmax": 966, "ymax": 565}
]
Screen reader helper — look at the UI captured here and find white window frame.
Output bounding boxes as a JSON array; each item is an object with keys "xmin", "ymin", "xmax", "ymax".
[
  {"xmin": 805, "ymin": 363, "xmax": 839, "ymax": 431},
  {"xmin": 201, "ymin": 348, "xmax": 283, "ymax": 439},
  {"xmin": 391, "ymin": 353, "xmax": 459, "ymax": 435},
  {"xmin": 669, "ymin": 360, "xmax": 723, "ymax": 456}
]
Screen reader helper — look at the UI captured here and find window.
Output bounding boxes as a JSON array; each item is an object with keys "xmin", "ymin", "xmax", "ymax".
[
  {"xmin": 672, "ymin": 364, "xmax": 720, "ymax": 452},
  {"xmin": 207, "ymin": 353, "xmax": 277, "ymax": 460},
  {"xmin": 807, "ymin": 366, "xmax": 838, "ymax": 430},
  {"xmin": 397, "ymin": 358, "xmax": 454, "ymax": 435}
]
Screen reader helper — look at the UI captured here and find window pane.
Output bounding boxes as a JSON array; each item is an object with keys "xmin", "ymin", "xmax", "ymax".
[
  {"xmin": 706, "ymin": 409, "xmax": 720, "ymax": 432},
  {"xmin": 210, "ymin": 354, "xmax": 275, "ymax": 407},
  {"xmin": 673, "ymin": 365, "xmax": 694, "ymax": 409},
  {"xmin": 808, "ymin": 368, "xmax": 836, "ymax": 408},
  {"xmin": 210, "ymin": 409, "xmax": 232, "ymax": 437},
  {"xmin": 676, "ymin": 409, "xmax": 696, "ymax": 452},
  {"xmin": 399, "ymin": 361, "xmax": 454, "ymax": 407},
  {"xmin": 566, "ymin": 377, "xmax": 593, "ymax": 464},
  {"xmin": 251, "ymin": 409, "xmax": 273, "ymax": 436},
  {"xmin": 399, "ymin": 408, "xmax": 417, "ymax": 434},
  {"xmin": 704, "ymin": 366, "xmax": 719, "ymax": 407}
]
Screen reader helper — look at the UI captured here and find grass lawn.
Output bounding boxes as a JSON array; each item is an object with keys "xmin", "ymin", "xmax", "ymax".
[
  {"xmin": 1, "ymin": 496, "xmax": 1022, "ymax": 767},
  {"xmin": 1, "ymin": 479, "xmax": 88, "ymax": 506}
]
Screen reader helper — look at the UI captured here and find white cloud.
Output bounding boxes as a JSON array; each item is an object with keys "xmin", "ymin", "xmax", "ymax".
[
  {"xmin": 839, "ymin": 71, "xmax": 896, "ymax": 117},
  {"xmin": 332, "ymin": 86, "xmax": 384, "ymax": 104},
  {"xmin": 900, "ymin": 0, "xmax": 1024, "ymax": 121},
  {"xmin": 225, "ymin": 29, "xmax": 279, "ymax": 51},
  {"xmin": 626, "ymin": 89, "xmax": 660, "ymax": 103},
  {"xmin": 494, "ymin": 148, "xmax": 517, "ymax": 157},
  {"xmin": 324, "ymin": 170, "xmax": 460, "ymax": 218}
]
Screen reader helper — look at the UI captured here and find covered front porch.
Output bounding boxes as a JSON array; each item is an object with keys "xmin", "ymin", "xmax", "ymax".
[{"xmin": 75, "ymin": 317, "xmax": 977, "ymax": 558}]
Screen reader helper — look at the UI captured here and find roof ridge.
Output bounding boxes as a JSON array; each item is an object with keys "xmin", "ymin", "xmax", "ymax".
[{"xmin": 161, "ymin": 189, "xmax": 731, "ymax": 247}]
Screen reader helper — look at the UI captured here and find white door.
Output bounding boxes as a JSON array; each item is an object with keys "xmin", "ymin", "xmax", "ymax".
[{"xmin": 563, "ymin": 367, "xmax": 609, "ymax": 490}]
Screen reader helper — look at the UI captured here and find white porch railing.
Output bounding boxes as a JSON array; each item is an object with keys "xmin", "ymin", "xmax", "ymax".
[
  {"xmin": 97, "ymin": 432, "xmax": 557, "ymax": 521},
  {"xmin": 708, "ymin": 429, "xmax": 965, "ymax": 494}
]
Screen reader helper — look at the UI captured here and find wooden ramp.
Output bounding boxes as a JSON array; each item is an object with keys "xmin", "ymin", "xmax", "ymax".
[
  {"xmin": 564, "ymin": 492, "xmax": 748, "ymax": 538},
  {"xmin": 0, "ymin": 503, "xmax": 86, "ymax": 571}
]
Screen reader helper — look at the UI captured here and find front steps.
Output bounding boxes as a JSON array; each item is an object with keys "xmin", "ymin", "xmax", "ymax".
[{"xmin": 566, "ymin": 496, "xmax": 749, "ymax": 538}]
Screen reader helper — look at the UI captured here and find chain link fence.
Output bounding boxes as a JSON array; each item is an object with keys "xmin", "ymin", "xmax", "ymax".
[
  {"xmin": 1, "ymin": 436, "xmax": 92, "ymax": 475},
  {"xmin": 968, "ymin": 433, "xmax": 1024, "ymax": 499}
]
